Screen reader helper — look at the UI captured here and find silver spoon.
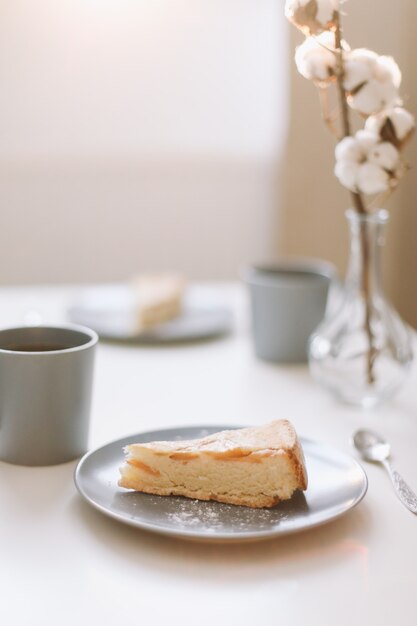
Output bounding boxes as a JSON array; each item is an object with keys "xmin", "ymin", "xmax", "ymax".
[{"xmin": 353, "ymin": 429, "xmax": 417, "ymax": 514}]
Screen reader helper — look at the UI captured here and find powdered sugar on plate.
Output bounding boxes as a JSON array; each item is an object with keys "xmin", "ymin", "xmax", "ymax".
[{"xmin": 164, "ymin": 498, "xmax": 281, "ymax": 533}]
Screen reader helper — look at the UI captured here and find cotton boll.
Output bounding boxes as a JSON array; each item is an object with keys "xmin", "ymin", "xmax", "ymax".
[
  {"xmin": 392, "ymin": 108, "xmax": 415, "ymax": 141},
  {"xmin": 365, "ymin": 107, "xmax": 415, "ymax": 147},
  {"xmin": 375, "ymin": 56, "xmax": 401, "ymax": 89},
  {"xmin": 295, "ymin": 47, "xmax": 333, "ymax": 82},
  {"xmin": 335, "ymin": 136, "xmax": 363, "ymax": 163},
  {"xmin": 385, "ymin": 108, "xmax": 414, "ymax": 141},
  {"xmin": 315, "ymin": 0, "xmax": 338, "ymax": 26},
  {"xmin": 368, "ymin": 142, "xmax": 399, "ymax": 171},
  {"xmin": 334, "ymin": 129, "xmax": 399, "ymax": 195},
  {"xmin": 357, "ymin": 163, "xmax": 390, "ymax": 195},
  {"xmin": 285, "ymin": 0, "xmax": 339, "ymax": 36},
  {"xmin": 344, "ymin": 49, "xmax": 401, "ymax": 115},
  {"xmin": 334, "ymin": 160, "xmax": 359, "ymax": 191},
  {"xmin": 344, "ymin": 51, "xmax": 376, "ymax": 92},
  {"xmin": 348, "ymin": 78, "xmax": 399, "ymax": 116},
  {"xmin": 355, "ymin": 130, "xmax": 379, "ymax": 153},
  {"xmin": 365, "ymin": 109, "xmax": 386, "ymax": 136},
  {"xmin": 286, "ymin": 0, "xmax": 311, "ymax": 9},
  {"xmin": 295, "ymin": 32, "xmax": 337, "ymax": 83}
]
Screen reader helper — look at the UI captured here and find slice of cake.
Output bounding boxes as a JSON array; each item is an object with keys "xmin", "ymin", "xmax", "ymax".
[
  {"xmin": 119, "ymin": 420, "xmax": 307, "ymax": 508},
  {"xmin": 130, "ymin": 273, "xmax": 186, "ymax": 330}
]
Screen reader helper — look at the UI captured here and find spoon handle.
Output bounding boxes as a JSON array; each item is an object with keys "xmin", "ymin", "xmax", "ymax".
[{"xmin": 382, "ymin": 460, "xmax": 417, "ymax": 514}]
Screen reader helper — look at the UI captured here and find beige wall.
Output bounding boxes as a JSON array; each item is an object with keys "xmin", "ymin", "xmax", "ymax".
[
  {"xmin": 280, "ymin": 0, "xmax": 417, "ymax": 327},
  {"xmin": 1, "ymin": 0, "xmax": 415, "ymax": 326},
  {"xmin": 0, "ymin": 0, "xmax": 287, "ymax": 284}
]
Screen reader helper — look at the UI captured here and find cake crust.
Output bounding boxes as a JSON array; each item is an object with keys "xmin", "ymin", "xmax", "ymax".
[{"xmin": 119, "ymin": 420, "xmax": 307, "ymax": 508}]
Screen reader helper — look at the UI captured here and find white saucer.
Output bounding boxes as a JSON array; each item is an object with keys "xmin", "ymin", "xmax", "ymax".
[{"xmin": 67, "ymin": 284, "xmax": 233, "ymax": 342}]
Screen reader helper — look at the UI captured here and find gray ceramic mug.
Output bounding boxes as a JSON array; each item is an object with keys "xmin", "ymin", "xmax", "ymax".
[
  {"xmin": 0, "ymin": 324, "xmax": 98, "ymax": 466},
  {"xmin": 245, "ymin": 259, "xmax": 336, "ymax": 363}
]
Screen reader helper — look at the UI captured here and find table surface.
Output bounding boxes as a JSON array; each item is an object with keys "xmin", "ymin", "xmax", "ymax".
[{"xmin": 0, "ymin": 283, "xmax": 416, "ymax": 626}]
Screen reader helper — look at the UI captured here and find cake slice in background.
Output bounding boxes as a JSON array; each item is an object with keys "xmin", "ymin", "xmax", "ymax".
[{"xmin": 130, "ymin": 273, "xmax": 186, "ymax": 330}]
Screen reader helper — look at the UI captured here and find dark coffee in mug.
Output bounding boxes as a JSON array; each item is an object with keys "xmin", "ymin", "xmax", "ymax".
[
  {"xmin": 3, "ymin": 344, "xmax": 70, "ymax": 352},
  {"xmin": 0, "ymin": 326, "xmax": 92, "ymax": 353}
]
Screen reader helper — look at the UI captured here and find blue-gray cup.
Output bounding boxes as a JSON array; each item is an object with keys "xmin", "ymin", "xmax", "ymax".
[
  {"xmin": 245, "ymin": 259, "xmax": 336, "ymax": 363},
  {"xmin": 0, "ymin": 324, "xmax": 98, "ymax": 466}
]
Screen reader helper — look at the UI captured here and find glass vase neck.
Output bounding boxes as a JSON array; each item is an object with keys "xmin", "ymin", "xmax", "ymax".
[
  {"xmin": 344, "ymin": 208, "xmax": 389, "ymax": 296},
  {"xmin": 345, "ymin": 208, "xmax": 389, "ymax": 229}
]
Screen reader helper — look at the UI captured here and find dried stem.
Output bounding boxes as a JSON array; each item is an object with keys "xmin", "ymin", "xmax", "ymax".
[
  {"xmin": 334, "ymin": 13, "xmax": 375, "ymax": 385},
  {"xmin": 318, "ymin": 87, "xmax": 341, "ymax": 138}
]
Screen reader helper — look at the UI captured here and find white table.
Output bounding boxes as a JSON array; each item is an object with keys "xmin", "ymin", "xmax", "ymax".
[{"xmin": 0, "ymin": 284, "xmax": 416, "ymax": 626}]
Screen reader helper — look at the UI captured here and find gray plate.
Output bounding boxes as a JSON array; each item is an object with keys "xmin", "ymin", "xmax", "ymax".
[
  {"xmin": 74, "ymin": 426, "xmax": 368, "ymax": 543},
  {"xmin": 67, "ymin": 284, "xmax": 233, "ymax": 343}
]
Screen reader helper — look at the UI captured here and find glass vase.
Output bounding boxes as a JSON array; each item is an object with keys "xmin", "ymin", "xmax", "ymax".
[{"xmin": 308, "ymin": 208, "xmax": 413, "ymax": 408}]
